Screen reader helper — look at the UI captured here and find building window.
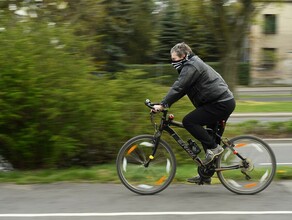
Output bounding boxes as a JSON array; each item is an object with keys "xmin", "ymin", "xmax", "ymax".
[
  {"xmin": 261, "ymin": 48, "xmax": 277, "ymax": 69},
  {"xmin": 264, "ymin": 14, "xmax": 276, "ymax": 34}
]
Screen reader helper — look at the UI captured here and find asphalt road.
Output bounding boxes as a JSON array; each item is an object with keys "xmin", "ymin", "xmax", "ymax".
[
  {"xmin": 0, "ymin": 181, "xmax": 291, "ymax": 220},
  {"xmin": 266, "ymin": 141, "xmax": 292, "ymax": 166}
]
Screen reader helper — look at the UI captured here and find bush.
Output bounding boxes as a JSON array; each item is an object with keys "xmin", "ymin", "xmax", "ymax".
[
  {"xmin": 0, "ymin": 20, "xmax": 144, "ymax": 169},
  {"xmin": 0, "ymin": 16, "xmax": 163, "ymax": 169},
  {"xmin": 0, "ymin": 19, "xmax": 158, "ymax": 169},
  {"xmin": 0, "ymin": 20, "xmax": 93, "ymax": 168}
]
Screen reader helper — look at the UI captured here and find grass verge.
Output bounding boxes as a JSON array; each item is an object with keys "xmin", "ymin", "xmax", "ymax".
[{"xmin": 0, "ymin": 164, "xmax": 291, "ymax": 184}]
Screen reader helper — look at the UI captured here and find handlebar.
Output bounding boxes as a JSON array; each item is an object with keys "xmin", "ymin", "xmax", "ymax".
[
  {"xmin": 145, "ymin": 99, "xmax": 167, "ymax": 113},
  {"xmin": 144, "ymin": 99, "xmax": 155, "ymax": 109}
]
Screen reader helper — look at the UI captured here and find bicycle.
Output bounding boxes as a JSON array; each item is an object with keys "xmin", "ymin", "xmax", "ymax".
[{"xmin": 116, "ymin": 99, "xmax": 276, "ymax": 195}]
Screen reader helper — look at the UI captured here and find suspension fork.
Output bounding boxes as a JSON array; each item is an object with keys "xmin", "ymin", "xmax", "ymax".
[
  {"xmin": 144, "ymin": 118, "xmax": 165, "ymax": 167},
  {"xmin": 150, "ymin": 129, "xmax": 162, "ymax": 157}
]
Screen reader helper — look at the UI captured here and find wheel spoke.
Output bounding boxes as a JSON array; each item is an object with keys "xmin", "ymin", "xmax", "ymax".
[{"xmin": 217, "ymin": 136, "xmax": 276, "ymax": 195}]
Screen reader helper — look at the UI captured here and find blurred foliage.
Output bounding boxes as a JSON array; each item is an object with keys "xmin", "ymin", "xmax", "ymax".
[
  {"xmin": 0, "ymin": 0, "xmax": 282, "ymax": 170},
  {"xmin": 154, "ymin": 0, "xmax": 220, "ymax": 63},
  {"xmin": 0, "ymin": 0, "xmax": 256, "ymax": 91},
  {"xmin": 127, "ymin": 62, "xmax": 250, "ymax": 86},
  {"xmin": 0, "ymin": 17, "xmax": 155, "ymax": 169},
  {"xmin": 0, "ymin": 19, "xmax": 92, "ymax": 168}
]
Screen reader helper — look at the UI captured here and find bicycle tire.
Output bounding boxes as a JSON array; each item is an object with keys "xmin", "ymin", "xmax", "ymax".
[
  {"xmin": 216, "ymin": 135, "xmax": 276, "ymax": 195},
  {"xmin": 116, "ymin": 134, "xmax": 176, "ymax": 195}
]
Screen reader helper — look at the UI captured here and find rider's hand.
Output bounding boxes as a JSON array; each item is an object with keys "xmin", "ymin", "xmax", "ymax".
[{"xmin": 152, "ymin": 104, "xmax": 164, "ymax": 113}]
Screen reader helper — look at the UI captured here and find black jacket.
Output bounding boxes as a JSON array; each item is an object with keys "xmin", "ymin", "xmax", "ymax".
[{"xmin": 161, "ymin": 55, "xmax": 233, "ymax": 108}]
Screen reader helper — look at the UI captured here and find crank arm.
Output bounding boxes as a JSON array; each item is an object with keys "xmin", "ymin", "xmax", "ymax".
[
  {"xmin": 215, "ymin": 165, "xmax": 241, "ymax": 172},
  {"xmin": 241, "ymin": 170, "xmax": 251, "ymax": 180}
]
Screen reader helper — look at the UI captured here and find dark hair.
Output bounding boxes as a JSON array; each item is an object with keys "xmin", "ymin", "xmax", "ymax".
[{"xmin": 170, "ymin": 42, "xmax": 193, "ymax": 58}]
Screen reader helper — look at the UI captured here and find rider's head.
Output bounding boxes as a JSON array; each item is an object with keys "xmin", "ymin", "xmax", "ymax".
[
  {"xmin": 170, "ymin": 42, "xmax": 193, "ymax": 61},
  {"xmin": 170, "ymin": 42, "xmax": 193, "ymax": 72}
]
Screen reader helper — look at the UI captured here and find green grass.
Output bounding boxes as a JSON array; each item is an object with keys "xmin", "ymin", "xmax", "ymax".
[
  {"xmin": 0, "ymin": 165, "xmax": 119, "ymax": 184},
  {"xmin": 235, "ymin": 100, "xmax": 292, "ymax": 113},
  {"xmin": 224, "ymin": 120, "xmax": 292, "ymax": 138},
  {"xmin": 0, "ymin": 164, "xmax": 291, "ymax": 184}
]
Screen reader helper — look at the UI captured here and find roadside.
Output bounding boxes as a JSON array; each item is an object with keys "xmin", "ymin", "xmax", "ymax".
[
  {"xmin": 236, "ymin": 86, "xmax": 292, "ymax": 101},
  {"xmin": 229, "ymin": 112, "xmax": 292, "ymax": 123},
  {"xmin": 236, "ymin": 86, "xmax": 292, "ymax": 95}
]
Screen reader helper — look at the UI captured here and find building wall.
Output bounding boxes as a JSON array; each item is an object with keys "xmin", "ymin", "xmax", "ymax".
[{"xmin": 250, "ymin": 2, "xmax": 292, "ymax": 85}]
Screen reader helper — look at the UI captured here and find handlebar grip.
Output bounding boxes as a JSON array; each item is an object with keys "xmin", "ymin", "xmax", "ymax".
[{"xmin": 145, "ymin": 99, "xmax": 154, "ymax": 109}]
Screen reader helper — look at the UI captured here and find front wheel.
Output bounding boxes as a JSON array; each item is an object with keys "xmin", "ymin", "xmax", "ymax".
[
  {"xmin": 116, "ymin": 135, "xmax": 176, "ymax": 195},
  {"xmin": 217, "ymin": 135, "xmax": 276, "ymax": 195}
]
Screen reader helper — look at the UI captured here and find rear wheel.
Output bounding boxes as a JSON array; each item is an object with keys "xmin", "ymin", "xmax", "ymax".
[
  {"xmin": 116, "ymin": 135, "xmax": 176, "ymax": 195},
  {"xmin": 217, "ymin": 135, "xmax": 276, "ymax": 195}
]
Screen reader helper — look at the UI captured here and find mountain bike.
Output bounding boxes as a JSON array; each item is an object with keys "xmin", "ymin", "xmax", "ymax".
[{"xmin": 116, "ymin": 99, "xmax": 276, "ymax": 195}]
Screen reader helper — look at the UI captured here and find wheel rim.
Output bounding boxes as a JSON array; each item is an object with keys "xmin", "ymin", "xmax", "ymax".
[
  {"xmin": 117, "ymin": 137, "xmax": 175, "ymax": 194},
  {"xmin": 217, "ymin": 137, "xmax": 276, "ymax": 194}
]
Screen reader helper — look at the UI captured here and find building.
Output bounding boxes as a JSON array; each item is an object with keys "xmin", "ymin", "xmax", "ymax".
[{"xmin": 250, "ymin": 1, "xmax": 292, "ymax": 85}]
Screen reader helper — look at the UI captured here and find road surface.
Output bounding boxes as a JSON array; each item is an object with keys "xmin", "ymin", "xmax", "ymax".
[{"xmin": 0, "ymin": 181, "xmax": 291, "ymax": 220}]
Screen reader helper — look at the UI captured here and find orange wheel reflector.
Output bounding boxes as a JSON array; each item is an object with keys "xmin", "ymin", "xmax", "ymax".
[
  {"xmin": 244, "ymin": 183, "xmax": 257, "ymax": 188},
  {"xmin": 155, "ymin": 176, "xmax": 166, "ymax": 185},
  {"xmin": 127, "ymin": 145, "xmax": 137, "ymax": 155},
  {"xmin": 235, "ymin": 143, "xmax": 247, "ymax": 148}
]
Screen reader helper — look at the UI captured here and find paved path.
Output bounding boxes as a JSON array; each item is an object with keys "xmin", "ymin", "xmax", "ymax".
[{"xmin": 0, "ymin": 181, "xmax": 291, "ymax": 220}]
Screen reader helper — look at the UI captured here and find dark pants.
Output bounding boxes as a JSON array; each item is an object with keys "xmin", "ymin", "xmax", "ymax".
[{"xmin": 182, "ymin": 98, "xmax": 236, "ymax": 151}]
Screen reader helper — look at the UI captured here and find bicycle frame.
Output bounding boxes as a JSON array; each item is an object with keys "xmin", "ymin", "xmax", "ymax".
[
  {"xmin": 149, "ymin": 110, "xmax": 206, "ymax": 166},
  {"xmin": 147, "ymin": 108, "xmax": 250, "ymax": 176}
]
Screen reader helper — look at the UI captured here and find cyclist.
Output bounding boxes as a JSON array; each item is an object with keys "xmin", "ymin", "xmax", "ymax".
[{"xmin": 153, "ymin": 42, "xmax": 236, "ymax": 184}]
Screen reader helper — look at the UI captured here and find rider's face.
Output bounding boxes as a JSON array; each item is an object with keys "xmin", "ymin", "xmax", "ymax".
[{"xmin": 171, "ymin": 52, "xmax": 185, "ymax": 62}]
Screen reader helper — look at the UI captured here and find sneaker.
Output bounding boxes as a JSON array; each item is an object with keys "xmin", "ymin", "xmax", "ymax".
[
  {"xmin": 187, "ymin": 175, "xmax": 211, "ymax": 185},
  {"xmin": 202, "ymin": 145, "xmax": 224, "ymax": 165}
]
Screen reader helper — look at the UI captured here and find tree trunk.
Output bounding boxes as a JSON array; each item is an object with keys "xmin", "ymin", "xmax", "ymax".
[{"xmin": 220, "ymin": 48, "xmax": 239, "ymax": 94}]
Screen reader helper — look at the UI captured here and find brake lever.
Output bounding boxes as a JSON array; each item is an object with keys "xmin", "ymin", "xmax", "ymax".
[{"xmin": 145, "ymin": 99, "xmax": 161, "ymax": 112}]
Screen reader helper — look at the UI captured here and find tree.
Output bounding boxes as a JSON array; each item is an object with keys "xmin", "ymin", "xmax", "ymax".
[
  {"xmin": 197, "ymin": 0, "xmax": 256, "ymax": 92},
  {"xmin": 155, "ymin": 0, "xmax": 183, "ymax": 62},
  {"xmin": 121, "ymin": 0, "xmax": 156, "ymax": 64},
  {"xmin": 177, "ymin": 0, "xmax": 220, "ymax": 61},
  {"xmin": 154, "ymin": 0, "xmax": 220, "ymax": 63}
]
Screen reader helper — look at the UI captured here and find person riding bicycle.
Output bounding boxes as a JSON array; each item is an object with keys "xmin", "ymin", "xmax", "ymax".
[{"xmin": 153, "ymin": 42, "xmax": 236, "ymax": 184}]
